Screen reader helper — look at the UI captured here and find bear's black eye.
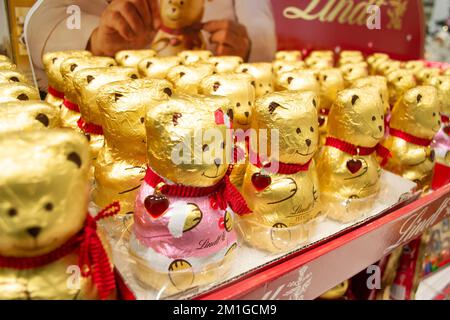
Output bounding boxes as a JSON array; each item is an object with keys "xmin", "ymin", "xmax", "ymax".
[
  {"xmin": 248, "ymin": 101, "xmax": 251, "ymax": 106},
  {"xmin": 287, "ymin": 76, "xmax": 294, "ymax": 84},
  {"xmin": 372, "ymin": 116, "xmax": 376, "ymax": 121},
  {"xmin": 130, "ymin": 74, "xmax": 138, "ymax": 79},
  {"xmin": 259, "ymin": 83, "xmax": 263, "ymax": 87},
  {"xmin": 10, "ymin": 76, "xmax": 19, "ymax": 82},
  {"xmin": 323, "ymin": 75, "xmax": 328, "ymax": 81},
  {"xmin": 381, "ymin": 115, "xmax": 384, "ymax": 120},
  {"xmin": 44, "ymin": 202, "xmax": 53, "ymax": 211},
  {"xmin": 417, "ymin": 94, "xmax": 422, "ymax": 103},
  {"xmin": 351, "ymin": 95, "xmax": 359, "ymax": 105},
  {"xmin": 86, "ymin": 75, "xmax": 95, "ymax": 83},
  {"xmin": 8, "ymin": 208, "xmax": 17, "ymax": 217},
  {"xmin": 312, "ymin": 99, "xmax": 317, "ymax": 108},
  {"xmin": 140, "ymin": 117, "xmax": 145, "ymax": 124},
  {"xmin": 146, "ymin": 61, "xmax": 152, "ymax": 69},
  {"xmin": 67, "ymin": 152, "xmax": 82, "ymax": 168},
  {"xmin": 296, "ymin": 128, "xmax": 301, "ymax": 134},
  {"xmin": 236, "ymin": 102, "xmax": 241, "ymax": 107},
  {"xmin": 310, "ymin": 126, "xmax": 314, "ymax": 132},
  {"xmin": 35, "ymin": 113, "xmax": 50, "ymax": 127},
  {"xmin": 432, "ymin": 112, "xmax": 436, "ymax": 117},
  {"xmin": 202, "ymin": 144, "xmax": 209, "ymax": 152},
  {"xmin": 124, "ymin": 55, "xmax": 129, "ymax": 60},
  {"xmin": 17, "ymin": 93, "xmax": 29, "ymax": 101},
  {"xmin": 163, "ymin": 87, "xmax": 172, "ymax": 97},
  {"xmin": 251, "ymin": 81, "xmax": 255, "ymax": 87}
]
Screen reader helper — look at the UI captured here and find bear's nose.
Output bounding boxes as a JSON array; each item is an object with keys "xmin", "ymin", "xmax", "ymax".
[
  {"xmin": 244, "ymin": 111, "xmax": 250, "ymax": 118},
  {"xmin": 378, "ymin": 125, "xmax": 382, "ymax": 132},
  {"xmin": 305, "ymin": 139, "xmax": 311, "ymax": 147},
  {"xmin": 26, "ymin": 226, "xmax": 42, "ymax": 238},
  {"xmin": 214, "ymin": 158, "xmax": 221, "ymax": 167}
]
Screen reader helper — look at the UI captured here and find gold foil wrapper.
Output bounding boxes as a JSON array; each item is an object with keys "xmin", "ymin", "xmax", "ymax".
[
  {"xmin": 272, "ymin": 60, "xmax": 305, "ymax": 79},
  {"xmin": 146, "ymin": 94, "xmax": 230, "ymax": 187},
  {"xmin": 340, "ymin": 62, "xmax": 369, "ymax": 87},
  {"xmin": 374, "ymin": 59, "xmax": 401, "ymax": 76},
  {"xmin": 275, "ymin": 69, "xmax": 320, "ymax": 95},
  {"xmin": 208, "ymin": 56, "xmax": 243, "ymax": 73},
  {"xmin": 73, "ymin": 66, "xmax": 138, "ymax": 161},
  {"xmin": 0, "ymin": 54, "xmax": 11, "ymax": 62},
  {"xmin": 416, "ymin": 67, "xmax": 441, "ymax": 84},
  {"xmin": 352, "ymin": 75, "xmax": 390, "ymax": 114},
  {"xmin": 340, "ymin": 50, "xmax": 363, "ymax": 58},
  {"xmin": 235, "ymin": 63, "xmax": 274, "ymax": 97},
  {"xmin": 166, "ymin": 62, "xmax": 214, "ymax": 94},
  {"xmin": 94, "ymin": 78, "xmax": 174, "ymax": 216},
  {"xmin": 317, "ymin": 87, "xmax": 384, "ymax": 222},
  {"xmin": 275, "ymin": 50, "xmax": 302, "ymax": 61},
  {"xmin": 0, "ymin": 70, "xmax": 30, "ymax": 85},
  {"xmin": 309, "ymin": 50, "xmax": 334, "ymax": 58},
  {"xmin": 138, "ymin": 56, "xmax": 181, "ymax": 79},
  {"xmin": 200, "ymin": 73, "xmax": 255, "ymax": 129},
  {"xmin": 0, "ymin": 83, "xmax": 40, "ymax": 103},
  {"xmin": 367, "ymin": 53, "xmax": 390, "ymax": 74},
  {"xmin": 403, "ymin": 60, "xmax": 425, "ymax": 74},
  {"xmin": 0, "ymin": 61, "xmax": 16, "ymax": 70},
  {"xmin": 384, "ymin": 86, "xmax": 440, "ymax": 190},
  {"xmin": 305, "ymin": 56, "xmax": 333, "ymax": 70},
  {"xmin": 115, "ymin": 50, "xmax": 156, "ymax": 67},
  {"xmin": 0, "ymin": 129, "xmax": 110, "ymax": 299},
  {"xmin": 0, "ymin": 101, "xmax": 60, "ymax": 133},
  {"xmin": 425, "ymin": 75, "xmax": 450, "ymax": 114},
  {"xmin": 338, "ymin": 55, "xmax": 364, "ymax": 66},
  {"xmin": 386, "ymin": 70, "xmax": 417, "ymax": 106},
  {"xmin": 240, "ymin": 91, "xmax": 321, "ymax": 252},
  {"xmin": 178, "ymin": 50, "xmax": 213, "ymax": 65}
]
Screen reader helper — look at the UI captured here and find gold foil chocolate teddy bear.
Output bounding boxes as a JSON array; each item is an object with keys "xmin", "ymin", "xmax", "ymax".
[
  {"xmin": 317, "ymin": 87, "xmax": 387, "ymax": 222},
  {"xmin": 0, "ymin": 101, "xmax": 59, "ymax": 133},
  {"xmin": 60, "ymin": 56, "xmax": 117, "ymax": 129},
  {"xmin": 383, "ymin": 86, "xmax": 440, "ymax": 190},
  {"xmin": 276, "ymin": 69, "xmax": 320, "ymax": 94},
  {"xmin": 340, "ymin": 62, "xmax": 369, "ymax": 87},
  {"xmin": 73, "ymin": 66, "xmax": 138, "ymax": 161},
  {"xmin": 94, "ymin": 79, "xmax": 174, "ymax": 218},
  {"xmin": 352, "ymin": 75, "xmax": 390, "ymax": 114},
  {"xmin": 209, "ymin": 56, "xmax": 243, "ymax": 74},
  {"xmin": 152, "ymin": 0, "xmax": 206, "ymax": 56},
  {"xmin": 42, "ymin": 50, "xmax": 91, "ymax": 108},
  {"xmin": 138, "ymin": 56, "xmax": 182, "ymax": 79},
  {"xmin": 115, "ymin": 50, "xmax": 156, "ymax": 68},
  {"xmin": 167, "ymin": 62, "xmax": 214, "ymax": 94},
  {"xmin": 0, "ymin": 83, "xmax": 40, "ymax": 103},
  {"xmin": 416, "ymin": 67, "xmax": 441, "ymax": 84},
  {"xmin": 0, "ymin": 130, "xmax": 116, "ymax": 300},
  {"xmin": 235, "ymin": 63, "xmax": 274, "ymax": 98},
  {"xmin": 240, "ymin": 91, "xmax": 321, "ymax": 252},
  {"xmin": 386, "ymin": 70, "xmax": 417, "ymax": 107}
]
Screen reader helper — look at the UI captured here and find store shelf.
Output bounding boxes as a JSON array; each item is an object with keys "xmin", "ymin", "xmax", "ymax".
[{"xmin": 196, "ymin": 184, "xmax": 450, "ymax": 300}]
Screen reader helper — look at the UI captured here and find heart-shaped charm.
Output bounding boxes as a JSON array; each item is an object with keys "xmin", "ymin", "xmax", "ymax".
[
  {"xmin": 170, "ymin": 38, "xmax": 181, "ymax": 46},
  {"xmin": 144, "ymin": 194, "xmax": 169, "ymax": 219},
  {"xmin": 429, "ymin": 150, "xmax": 435, "ymax": 162},
  {"xmin": 318, "ymin": 116, "xmax": 326, "ymax": 127},
  {"xmin": 444, "ymin": 125, "xmax": 450, "ymax": 136},
  {"xmin": 251, "ymin": 173, "xmax": 272, "ymax": 191},
  {"xmin": 346, "ymin": 159, "xmax": 362, "ymax": 174}
]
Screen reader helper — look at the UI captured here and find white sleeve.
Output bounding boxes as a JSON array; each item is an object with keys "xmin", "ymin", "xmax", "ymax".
[
  {"xmin": 234, "ymin": 0, "xmax": 277, "ymax": 62},
  {"xmin": 25, "ymin": 0, "xmax": 101, "ymax": 71}
]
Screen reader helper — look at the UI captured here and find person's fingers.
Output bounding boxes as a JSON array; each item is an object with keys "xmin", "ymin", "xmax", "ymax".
[
  {"xmin": 132, "ymin": 0, "xmax": 152, "ymax": 28},
  {"xmin": 210, "ymin": 29, "xmax": 244, "ymax": 48},
  {"xmin": 120, "ymin": 1, "xmax": 145, "ymax": 35},
  {"xmin": 104, "ymin": 10, "xmax": 134, "ymax": 40},
  {"xmin": 204, "ymin": 20, "xmax": 247, "ymax": 37},
  {"xmin": 148, "ymin": 0, "xmax": 161, "ymax": 29},
  {"xmin": 216, "ymin": 43, "xmax": 238, "ymax": 56}
]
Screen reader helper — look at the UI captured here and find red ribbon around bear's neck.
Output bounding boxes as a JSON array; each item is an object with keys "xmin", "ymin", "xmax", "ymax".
[
  {"xmin": 253, "ymin": 156, "xmax": 312, "ymax": 174},
  {"xmin": 144, "ymin": 166, "xmax": 251, "ymax": 216},
  {"xmin": 325, "ymin": 136, "xmax": 391, "ymax": 166},
  {"xmin": 159, "ymin": 23, "xmax": 204, "ymax": 49},
  {"xmin": 63, "ymin": 99, "xmax": 80, "ymax": 113},
  {"xmin": 77, "ymin": 117, "xmax": 103, "ymax": 135},
  {"xmin": 47, "ymin": 86, "xmax": 65, "ymax": 99},
  {"xmin": 389, "ymin": 128, "xmax": 433, "ymax": 147},
  {"xmin": 0, "ymin": 202, "xmax": 120, "ymax": 300},
  {"xmin": 441, "ymin": 114, "xmax": 449, "ymax": 124}
]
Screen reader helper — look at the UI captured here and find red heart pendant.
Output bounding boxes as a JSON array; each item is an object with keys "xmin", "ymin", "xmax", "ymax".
[
  {"xmin": 346, "ymin": 159, "xmax": 362, "ymax": 174},
  {"xmin": 144, "ymin": 194, "xmax": 169, "ymax": 219},
  {"xmin": 251, "ymin": 173, "xmax": 272, "ymax": 191},
  {"xmin": 444, "ymin": 125, "xmax": 450, "ymax": 136},
  {"xmin": 318, "ymin": 116, "xmax": 326, "ymax": 127},
  {"xmin": 170, "ymin": 38, "xmax": 181, "ymax": 46}
]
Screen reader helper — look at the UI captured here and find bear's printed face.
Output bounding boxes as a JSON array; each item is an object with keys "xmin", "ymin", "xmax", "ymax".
[
  {"xmin": 276, "ymin": 70, "xmax": 320, "ymax": 95},
  {"xmin": 0, "ymin": 83, "xmax": 40, "ymax": 103},
  {"xmin": 253, "ymin": 91, "xmax": 319, "ymax": 164},
  {"xmin": 178, "ymin": 50, "xmax": 213, "ymax": 65},
  {"xmin": 138, "ymin": 56, "xmax": 181, "ymax": 79},
  {"xmin": 167, "ymin": 63, "xmax": 214, "ymax": 94},
  {"xmin": 0, "ymin": 101, "xmax": 60, "ymax": 133},
  {"xmin": 391, "ymin": 86, "xmax": 440, "ymax": 139},
  {"xmin": 73, "ymin": 67, "xmax": 138, "ymax": 125},
  {"xmin": 97, "ymin": 78, "xmax": 174, "ymax": 153},
  {"xmin": 235, "ymin": 63, "xmax": 274, "ymax": 97},
  {"xmin": 115, "ymin": 50, "xmax": 156, "ymax": 68},
  {"xmin": 0, "ymin": 70, "xmax": 29, "ymax": 85},
  {"xmin": 209, "ymin": 56, "xmax": 243, "ymax": 74},
  {"xmin": 387, "ymin": 70, "xmax": 417, "ymax": 106},
  {"xmin": 160, "ymin": 0, "xmax": 204, "ymax": 29},
  {"xmin": 42, "ymin": 51, "xmax": 92, "ymax": 89},
  {"xmin": 146, "ymin": 94, "xmax": 230, "ymax": 187},
  {"xmin": 0, "ymin": 130, "xmax": 90, "ymax": 258},
  {"xmin": 425, "ymin": 75, "xmax": 450, "ymax": 115},
  {"xmin": 200, "ymin": 73, "xmax": 255, "ymax": 129},
  {"xmin": 352, "ymin": 76, "xmax": 389, "ymax": 114},
  {"xmin": 275, "ymin": 51, "xmax": 302, "ymax": 62},
  {"xmin": 318, "ymin": 68, "xmax": 344, "ymax": 109},
  {"xmin": 328, "ymin": 87, "xmax": 385, "ymax": 147}
]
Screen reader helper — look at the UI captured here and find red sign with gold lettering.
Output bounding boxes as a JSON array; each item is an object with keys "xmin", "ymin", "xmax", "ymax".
[{"xmin": 271, "ymin": 0, "xmax": 425, "ymax": 60}]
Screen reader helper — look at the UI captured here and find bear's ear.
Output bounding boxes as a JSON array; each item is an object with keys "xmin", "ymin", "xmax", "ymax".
[
  {"xmin": 251, "ymin": 80, "xmax": 256, "ymax": 87},
  {"xmin": 146, "ymin": 61, "xmax": 152, "ymax": 69},
  {"xmin": 10, "ymin": 76, "xmax": 20, "ymax": 82},
  {"xmin": 164, "ymin": 87, "xmax": 172, "ymax": 97},
  {"xmin": 179, "ymin": 71, "xmax": 186, "ymax": 77},
  {"xmin": 312, "ymin": 98, "xmax": 317, "ymax": 108},
  {"xmin": 70, "ymin": 63, "xmax": 78, "ymax": 72},
  {"xmin": 416, "ymin": 94, "xmax": 422, "ymax": 103},
  {"xmin": 213, "ymin": 81, "xmax": 221, "ymax": 91},
  {"xmin": 268, "ymin": 101, "xmax": 287, "ymax": 114},
  {"xmin": 17, "ymin": 93, "xmax": 29, "ymax": 101},
  {"xmin": 35, "ymin": 113, "xmax": 49, "ymax": 127},
  {"xmin": 86, "ymin": 75, "xmax": 95, "ymax": 84},
  {"xmin": 351, "ymin": 95, "xmax": 359, "ymax": 106},
  {"xmin": 287, "ymin": 76, "xmax": 294, "ymax": 85},
  {"xmin": 130, "ymin": 74, "xmax": 138, "ymax": 79},
  {"xmin": 114, "ymin": 93, "xmax": 123, "ymax": 102},
  {"xmin": 52, "ymin": 57, "xmax": 58, "ymax": 64},
  {"xmin": 67, "ymin": 152, "xmax": 82, "ymax": 168},
  {"xmin": 242, "ymin": 68, "xmax": 248, "ymax": 73},
  {"xmin": 172, "ymin": 112, "xmax": 182, "ymax": 126}
]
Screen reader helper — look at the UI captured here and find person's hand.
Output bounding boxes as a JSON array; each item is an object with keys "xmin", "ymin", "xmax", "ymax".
[
  {"xmin": 203, "ymin": 20, "xmax": 251, "ymax": 60},
  {"xmin": 87, "ymin": 0, "xmax": 160, "ymax": 57}
]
